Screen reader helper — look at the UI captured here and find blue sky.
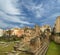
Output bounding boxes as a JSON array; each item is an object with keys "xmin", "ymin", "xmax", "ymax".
[{"xmin": 0, "ymin": 0, "xmax": 60, "ymax": 29}]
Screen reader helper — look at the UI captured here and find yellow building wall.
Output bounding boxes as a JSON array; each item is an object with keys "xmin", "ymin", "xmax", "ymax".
[{"xmin": 55, "ymin": 16, "xmax": 60, "ymax": 33}]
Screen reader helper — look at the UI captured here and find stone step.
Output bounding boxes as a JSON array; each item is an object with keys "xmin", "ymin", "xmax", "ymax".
[
  {"xmin": 42, "ymin": 46, "xmax": 48, "ymax": 55},
  {"xmin": 38, "ymin": 45, "xmax": 48, "ymax": 55},
  {"xmin": 34, "ymin": 42, "xmax": 48, "ymax": 55}
]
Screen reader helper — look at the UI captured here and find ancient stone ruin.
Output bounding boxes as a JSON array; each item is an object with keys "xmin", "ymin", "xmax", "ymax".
[
  {"xmin": 52, "ymin": 16, "xmax": 60, "ymax": 43},
  {"xmin": 12, "ymin": 25, "xmax": 51, "ymax": 55}
]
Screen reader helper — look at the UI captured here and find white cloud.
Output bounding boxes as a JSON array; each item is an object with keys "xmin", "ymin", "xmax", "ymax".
[
  {"xmin": 0, "ymin": 20, "xmax": 9, "ymax": 28},
  {"xmin": 0, "ymin": 0, "xmax": 60, "ymax": 28},
  {"xmin": 33, "ymin": 4, "xmax": 44, "ymax": 18},
  {"xmin": 0, "ymin": 10, "xmax": 34, "ymax": 28},
  {"xmin": 0, "ymin": 0, "xmax": 20, "ymax": 15},
  {"xmin": 23, "ymin": 2, "xmax": 44, "ymax": 18},
  {"xmin": 19, "ymin": 24, "xmax": 25, "ymax": 27},
  {"xmin": 40, "ymin": 12, "xmax": 60, "ymax": 26},
  {"xmin": 57, "ymin": 0, "xmax": 60, "ymax": 3},
  {"xmin": 48, "ymin": 13, "xmax": 60, "ymax": 20},
  {"xmin": 0, "ymin": 0, "xmax": 35, "ymax": 28}
]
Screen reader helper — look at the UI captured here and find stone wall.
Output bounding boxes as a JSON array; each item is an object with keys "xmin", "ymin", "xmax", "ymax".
[{"xmin": 55, "ymin": 16, "xmax": 60, "ymax": 33}]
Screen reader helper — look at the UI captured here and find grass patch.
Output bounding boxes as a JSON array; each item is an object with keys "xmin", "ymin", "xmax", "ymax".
[
  {"xmin": 46, "ymin": 41, "xmax": 60, "ymax": 55},
  {"xmin": 0, "ymin": 42, "xmax": 15, "ymax": 55},
  {"xmin": 19, "ymin": 52, "xmax": 32, "ymax": 55}
]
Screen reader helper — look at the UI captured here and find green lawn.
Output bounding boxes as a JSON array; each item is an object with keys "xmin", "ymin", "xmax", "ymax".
[
  {"xmin": 46, "ymin": 41, "xmax": 60, "ymax": 55},
  {"xmin": 0, "ymin": 42, "xmax": 31, "ymax": 55},
  {"xmin": 0, "ymin": 42, "xmax": 15, "ymax": 55},
  {"xmin": 0, "ymin": 41, "xmax": 60, "ymax": 55}
]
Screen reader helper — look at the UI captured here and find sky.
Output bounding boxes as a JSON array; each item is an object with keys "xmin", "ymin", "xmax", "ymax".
[{"xmin": 0, "ymin": 0, "xmax": 60, "ymax": 29}]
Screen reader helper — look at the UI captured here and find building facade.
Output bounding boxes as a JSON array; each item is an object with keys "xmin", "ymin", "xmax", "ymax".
[
  {"xmin": 0, "ymin": 29, "xmax": 4, "ymax": 37},
  {"xmin": 55, "ymin": 16, "xmax": 60, "ymax": 33}
]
